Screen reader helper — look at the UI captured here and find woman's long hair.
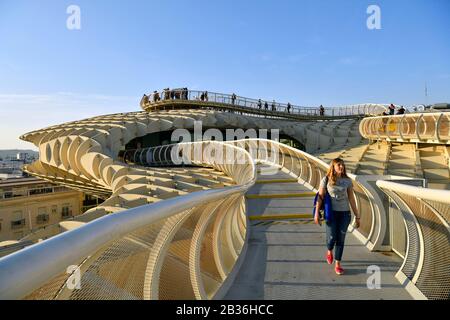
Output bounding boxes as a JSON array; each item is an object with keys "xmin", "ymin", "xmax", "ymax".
[{"xmin": 326, "ymin": 158, "xmax": 349, "ymax": 185}]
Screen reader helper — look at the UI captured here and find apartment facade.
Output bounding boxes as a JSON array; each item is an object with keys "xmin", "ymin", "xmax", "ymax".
[{"xmin": 0, "ymin": 178, "xmax": 84, "ymax": 241}]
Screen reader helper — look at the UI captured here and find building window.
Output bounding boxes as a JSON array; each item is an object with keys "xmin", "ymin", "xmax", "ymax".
[
  {"xmin": 12, "ymin": 210, "xmax": 24, "ymax": 225},
  {"xmin": 11, "ymin": 219, "xmax": 26, "ymax": 229},
  {"xmin": 61, "ymin": 204, "xmax": 72, "ymax": 219},
  {"xmin": 3, "ymin": 190, "xmax": 13, "ymax": 199},
  {"xmin": 36, "ymin": 214, "xmax": 50, "ymax": 224}
]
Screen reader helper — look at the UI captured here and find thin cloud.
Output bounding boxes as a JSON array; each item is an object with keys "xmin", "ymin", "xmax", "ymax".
[
  {"xmin": 339, "ymin": 57, "xmax": 356, "ymax": 65},
  {"xmin": 286, "ymin": 53, "xmax": 310, "ymax": 63},
  {"xmin": 0, "ymin": 92, "xmax": 139, "ymax": 149},
  {"xmin": 259, "ymin": 53, "xmax": 273, "ymax": 62}
]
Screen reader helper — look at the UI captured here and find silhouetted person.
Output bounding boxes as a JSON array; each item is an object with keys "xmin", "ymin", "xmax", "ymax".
[
  {"xmin": 319, "ymin": 105, "xmax": 325, "ymax": 116},
  {"xmin": 396, "ymin": 106, "xmax": 405, "ymax": 115},
  {"xmin": 141, "ymin": 94, "xmax": 149, "ymax": 107},
  {"xmin": 257, "ymin": 99, "xmax": 262, "ymax": 109},
  {"xmin": 271, "ymin": 100, "xmax": 276, "ymax": 111},
  {"xmin": 153, "ymin": 91, "xmax": 160, "ymax": 102},
  {"xmin": 264, "ymin": 101, "xmax": 268, "ymax": 110},
  {"xmin": 287, "ymin": 102, "xmax": 291, "ymax": 113},
  {"xmin": 204, "ymin": 91, "xmax": 208, "ymax": 102},
  {"xmin": 200, "ymin": 92, "xmax": 205, "ymax": 101},
  {"xmin": 389, "ymin": 104, "xmax": 395, "ymax": 115},
  {"xmin": 231, "ymin": 93, "xmax": 237, "ymax": 105},
  {"xmin": 164, "ymin": 88, "xmax": 170, "ymax": 100}
]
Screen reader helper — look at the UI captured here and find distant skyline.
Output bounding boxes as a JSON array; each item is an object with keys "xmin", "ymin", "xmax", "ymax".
[{"xmin": 1, "ymin": 0, "xmax": 449, "ymax": 149}]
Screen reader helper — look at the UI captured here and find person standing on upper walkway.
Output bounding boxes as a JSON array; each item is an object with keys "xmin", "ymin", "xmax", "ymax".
[
  {"xmin": 319, "ymin": 105, "xmax": 325, "ymax": 116},
  {"xmin": 182, "ymin": 88, "xmax": 188, "ymax": 100},
  {"xmin": 271, "ymin": 100, "xmax": 276, "ymax": 111},
  {"xmin": 257, "ymin": 99, "xmax": 262, "ymax": 109},
  {"xmin": 153, "ymin": 91, "xmax": 160, "ymax": 102},
  {"xmin": 287, "ymin": 102, "xmax": 291, "ymax": 113},
  {"xmin": 264, "ymin": 101, "xmax": 268, "ymax": 110},
  {"xmin": 163, "ymin": 88, "xmax": 170, "ymax": 100},
  {"xmin": 389, "ymin": 104, "xmax": 396, "ymax": 115},
  {"xmin": 140, "ymin": 94, "xmax": 149, "ymax": 108},
  {"xmin": 396, "ymin": 106, "xmax": 405, "ymax": 115},
  {"xmin": 231, "ymin": 93, "xmax": 237, "ymax": 105},
  {"xmin": 314, "ymin": 158, "xmax": 360, "ymax": 276}
]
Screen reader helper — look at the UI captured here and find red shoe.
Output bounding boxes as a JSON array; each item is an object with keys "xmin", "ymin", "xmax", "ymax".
[
  {"xmin": 335, "ymin": 265, "xmax": 344, "ymax": 275},
  {"xmin": 326, "ymin": 251, "xmax": 333, "ymax": 264}
]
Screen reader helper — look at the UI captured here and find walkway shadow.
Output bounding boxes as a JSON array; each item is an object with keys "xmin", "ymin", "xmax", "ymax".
[
  {"xmin": 225, "ymin": 221, "xmax": 413, "ymax": 300},
  {"xmin": 224, "ymin": 225, "xmax": 269, "ymax": 300}
]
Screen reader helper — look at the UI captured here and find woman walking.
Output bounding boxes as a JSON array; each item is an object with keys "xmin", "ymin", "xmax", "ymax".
[{"xmin": 314, "ymin": 158, "xmax": 360, "ymax": 275}]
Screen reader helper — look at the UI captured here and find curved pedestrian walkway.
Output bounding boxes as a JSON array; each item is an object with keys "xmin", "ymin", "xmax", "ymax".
[
  {"xmin": 225, "ymin": 165, "xmax": 413, "ymax": 300},
  {"xmin": 142, "ymin": 89, "xmax": 386, "ymax": 121}
]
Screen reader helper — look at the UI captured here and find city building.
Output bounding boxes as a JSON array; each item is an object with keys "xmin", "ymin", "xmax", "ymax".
[{"xmin": 0, "ymin": 177, "xmax": 84, "ymax": 243}]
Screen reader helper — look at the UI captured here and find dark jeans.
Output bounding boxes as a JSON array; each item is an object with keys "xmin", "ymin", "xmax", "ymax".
[{"xmin": 326, "ymin": 210, "xmax": 351, "ymax": 261}]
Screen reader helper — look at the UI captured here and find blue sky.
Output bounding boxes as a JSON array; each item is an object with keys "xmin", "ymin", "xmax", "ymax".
[{"xmin": 0, "ymin": 0, "xmax": 449, "ymax": 149}]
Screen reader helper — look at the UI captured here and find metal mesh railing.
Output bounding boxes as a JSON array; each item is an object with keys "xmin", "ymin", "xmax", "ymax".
[
  {"xmin": 389, "ymin": 198, "xmax": 407, "ymax": 258},
  {"xmin": 68, "ymin": 220, "xmax": 167, "ymax": 300},
  {"xmin": 377, "ymin": 180, "xmax": 450, "ymax": 300},
  {"xmin": 401, "ymin": 194, "xmax": 450, "ymax": 300},
  {"xmin": 0, "ymin": 141, "xmax": 255, "ymax": 300},
  {"xmin": 360, "ymin": 112, "xmax": 450, "ymax": 144},
  {"xmin": 422, "ymin": 199, "xmax": 450, "ymax": 226},
  {"xmin": 142, "ymin": 89, "xmax": 388, "ymax": 118}
]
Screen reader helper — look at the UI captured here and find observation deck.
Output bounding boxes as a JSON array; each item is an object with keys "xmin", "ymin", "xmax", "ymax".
[{"xmin": 141, "ymin": 89, "xmax": 389, "ymax": 121}]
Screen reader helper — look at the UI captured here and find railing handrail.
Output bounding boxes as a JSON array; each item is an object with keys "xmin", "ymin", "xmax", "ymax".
[
  {"xmin": 226, "ymin": 138, "xmax": 345, "ymax": 178},
  {"xmin": 143, "ymin": 89, "xmax": 389, "ymax": 117},
  {"xmin": 360, "ymin": 111, "xmax": 450, "ymax": 144},
  {"xmin": 376, "ymin": 180, "xmax": 450, "ymax": 205},
  {"xmin": 147, "ymin": 89, "xmax": 314, "ymax": 110},
  {"xmin": 0, "ymin": 141, "xmax": 256, "ymax": 300},
  {"xmin": 362, "ymin": 111, "xmax": 450, "ymax": 119}
]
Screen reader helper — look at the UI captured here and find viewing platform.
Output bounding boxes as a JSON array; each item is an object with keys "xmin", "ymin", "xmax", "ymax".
[{"xmin": 141, "ymin": 89, "xmax": 389, "ymax": 121}]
